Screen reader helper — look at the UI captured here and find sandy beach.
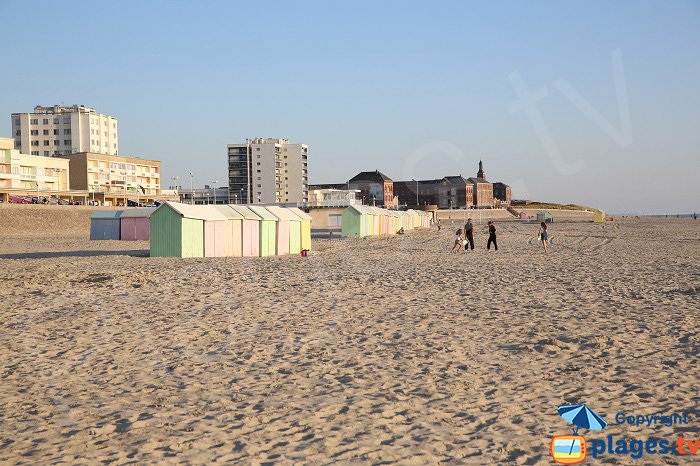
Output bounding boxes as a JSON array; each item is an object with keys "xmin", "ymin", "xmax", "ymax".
[{"xmin": 1, "ymin": 207, "xmax": 698, "ymax": 465}]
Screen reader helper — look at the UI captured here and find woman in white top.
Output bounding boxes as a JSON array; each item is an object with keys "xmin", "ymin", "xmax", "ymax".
[{"xmin": 451, "ymin": 228, "xmax": 463, "ymax": 253}]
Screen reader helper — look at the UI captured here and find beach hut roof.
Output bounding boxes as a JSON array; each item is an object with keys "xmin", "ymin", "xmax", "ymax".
[
  {"xmin": 265, "ymin": 206, "xmax": 302, "ymax": 221},
  {"xmin": 347, "ymin": 205, "xmax": 376, "ymax": 215},
  {"xmin": 247, "ymin": 205, "xmax": 278, "ymax": 221},
  {"xmin": 229, "ymin": 205, "xmax": 262, "ymax": 220},
  {"xmin": 119, "ymin": 207, "xmax": 154, "ymax": 218},
  {"xmin": 157, "ymin": 201, "xmax": 228, "ymax": 221},
  {"xmin": 287, "ymin": 207, "xmax": 312, "ymax": 220},
  {"xmin": 91, "ymin": 210, "xmax": 122, "ymax": 219},
  {"xmin": 211, "ymin": 205, "xmax": 244, "ymax": 219}
]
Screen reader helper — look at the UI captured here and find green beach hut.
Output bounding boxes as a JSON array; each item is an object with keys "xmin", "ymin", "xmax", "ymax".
[
  {"xmin": 247, "ymin": 206, "xmax": 278, "ymax": 257},
  {"xmin": 150, "ymin": 201, "xmax": 226, "ymax": 258},
  {"xmin": 341, "ymin": 205, "xmax": 373, "ymax": 237},
  {"xmin": 537, "ymin": 210, "xmax": 553, "ymax": 223}
]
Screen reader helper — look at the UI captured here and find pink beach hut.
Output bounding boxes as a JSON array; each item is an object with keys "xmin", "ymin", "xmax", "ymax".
[
  {"xmin": 211, "ymin": 205, "xmax": 244, "ymax": 257},
  {"xmin": 119, "ymin": 208, "xmax": 153, "ymax": 241},
  {"xmin": 201, "ymin": 206, "xmax": 230, "ymax": 257},
  {"xmin": 229, "ymin": 205, "xmax": 261, "ymax": 257}
]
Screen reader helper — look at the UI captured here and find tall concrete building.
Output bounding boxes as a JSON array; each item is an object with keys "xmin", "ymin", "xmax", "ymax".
[
  {"xmin": 227, "ymin": 138, "xmax": 308, "ymax": 205},
  {"xmin": 11, "ymin": 104, "xmax": 118, "ymax": 157}
]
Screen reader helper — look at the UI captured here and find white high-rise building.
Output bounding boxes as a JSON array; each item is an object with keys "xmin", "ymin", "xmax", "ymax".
[
  {"xmin": 11, "ymin": 104, "xmax": 118, "ymax": 157},
  {"xmin": 227, "ymin": 138, "xmax": 308, "ymax": 205}
]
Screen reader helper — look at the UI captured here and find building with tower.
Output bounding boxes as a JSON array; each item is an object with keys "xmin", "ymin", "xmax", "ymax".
[{"xmin": 467, "ymin": 160, "xmax": 494, "ymax": 208}]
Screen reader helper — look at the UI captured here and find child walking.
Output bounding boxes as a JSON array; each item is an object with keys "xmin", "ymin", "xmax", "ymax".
[{"xmin": 539, "ymin": 222, "xmax": 549, "ymax": 253}]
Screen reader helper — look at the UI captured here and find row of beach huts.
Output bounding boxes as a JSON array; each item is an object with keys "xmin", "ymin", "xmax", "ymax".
[
  {"xmin": 90, "ymin": 202, "xmax": 432, "ymax": 258},
  {"xmin": 91, "ymin": 202, "xmax": 311, "ymax": 258},
  {"xmin": 341, "ymin": 205, "xmax": 431, "ymax": 237}
]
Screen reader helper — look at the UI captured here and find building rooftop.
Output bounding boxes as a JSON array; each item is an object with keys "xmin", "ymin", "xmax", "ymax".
[
  {"xmin": 348, "ymin": 170, "xmax": 393, "ymax": 183},
  {"xmin": 466, "ymin": 177, "xmax": 491, "ymax": 184}
]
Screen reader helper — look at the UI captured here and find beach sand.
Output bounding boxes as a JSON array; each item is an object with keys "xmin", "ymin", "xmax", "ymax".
[{"xmin": 1, "ymin": 207, "xmax": 698, "ymax": 464}]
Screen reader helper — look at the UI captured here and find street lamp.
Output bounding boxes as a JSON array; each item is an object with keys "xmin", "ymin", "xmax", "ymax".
[
  {"xmin": 35, "ymin": 181, "xmax": 39, "ymax": 203},
  {"xmin": 189, "ymin": 172, "xmax": 194, "ymax": 205},
  {"xmin": 234, "ymin": 194, "xmax": 238, "ymax": 204},
  {"xmin": 412, "ymin": 179, "xmax": 418, "ymax": 206},
  {"xmin": 206, "ymin": 192, "xmax": 210, "ymax": 205},
  {"xmin": 171, "ymin": 176, "xmax": 180, "ymax": 201},
  {"xmin": 240, "ymin": 187, "xmax": 244, "ymax": 205},
  {"xmin": 212, "ymin": 180, "xmax": 218, "ymax": 205}
]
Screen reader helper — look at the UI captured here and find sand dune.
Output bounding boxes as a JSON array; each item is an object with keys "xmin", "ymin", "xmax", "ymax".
[{"xmin": 0, "ymin": 210, "xmax": 698, "ymax": 464}]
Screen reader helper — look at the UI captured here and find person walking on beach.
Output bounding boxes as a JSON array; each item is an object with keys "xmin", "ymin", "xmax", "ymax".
[
  {"xmin": 464, "ymin": 218, "xmax": 474, "ymax": 251},
  {"xmin": 437, "ymin": 219, "xmax": 442, "ymax": 232},
  {"xmin": 538, "ymin": 222, "xmax": 549, "ymax": 253},
  {"xmin": 486, "ymin": 221, "xmax": 498, "ymax": 251},
  {"xmin": 452, "ymin": 228, "xmax": 464, "ymax": 253}
]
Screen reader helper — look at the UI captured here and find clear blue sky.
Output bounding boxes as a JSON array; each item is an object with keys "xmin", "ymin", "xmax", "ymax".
[{"xmin": 1, "ymin": 0, "xmax": 698, "ymax": 214}]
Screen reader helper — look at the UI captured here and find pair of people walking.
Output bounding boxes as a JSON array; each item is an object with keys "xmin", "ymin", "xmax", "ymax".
[{"xmin": 450, "ymin": 218, "xmax": 497, "ymax": 252}]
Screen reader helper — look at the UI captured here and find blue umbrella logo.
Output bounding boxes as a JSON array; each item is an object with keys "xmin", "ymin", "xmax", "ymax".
[{"xmin": 557, "ymin": 404, "xmax": 607, "ymax": 457}]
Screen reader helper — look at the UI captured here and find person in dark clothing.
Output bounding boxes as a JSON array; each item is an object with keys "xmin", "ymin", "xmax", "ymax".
[
  {"xmin": 463, "ymin": 218, "xmax": 474, "ymax": 250},
  {"xmin": 487, "ymin": 221, "xmax": 498, "ymax": 251}
]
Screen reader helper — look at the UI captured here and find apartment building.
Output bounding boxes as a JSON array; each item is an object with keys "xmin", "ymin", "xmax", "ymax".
[
  {"xmin": 227, "ymin": 138, "xmax": 308, "ymax": 205},
  {"xmin": 0, "ymin": 137, "xmax": 70, "ymax": 201},
  {"xmin": 11, "ymin": 104, "xmax": 118, "ymax": 157},
  {"xmin": 61, "ymin": 152, "xmax": 161, "ymax": 205}
]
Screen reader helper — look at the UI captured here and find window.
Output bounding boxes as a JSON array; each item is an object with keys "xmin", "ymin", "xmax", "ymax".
[
  {"xmin": 43, "ymin": 130, "xmax": 49, "ymax": 135},
  {"xmin": 64, "ymin": 140, "xmax": 71, "ymax": 145},
  {"xmin": 54, "ymin": 141, "xmax": 59, "ymax": 146},
  {"xmin": 15, "ymin": 130, "xmax": 20, "ymax": 136},
  {"xmin": 63, "ymin": 118, "xmax": 70, "ymax": 124},
  {"xmin": 256, "ymin": 162, "xmax": 260, "ymax": 166},
  {"xmin": 114, "ymin": 143, "xmax": 117, "ymax": 148},
  {"xmin": 256, "ymin": 148, "xmax": 260, "ymax": 151},
  {"xmin": 42, "ymin": 119, "xmax": 48, "ymax": 124},
  {"xmin": 44, "ymin": 151, "xmax": 49, "ymax": 156},
  {"xmin": 328, "ymin": 214, "xmax": 342, "ymax": 227},
  {"xmin": 44, "ymin": 141, "xmax": 49, "ymax": 146},
  {"xmin": 53, "ymin": 118, "xmax": 59, "ymax": 124},
  {"xmin": 31, "ymin": 141, "xmax": 39, "ymax": 146},
  {"xmin": 91, "ymin": 129, "xmax": 94, "ymax": 134},
  {"xmin": 30, "ymin": 119, "xmax": 38, "ymax": 124},
  {"xmin": 257, "ymin": 184, "xmax": 261, "ymax": 187},
  {"xmin": 31, "ymin": 151, "xmax": 39, "ymax": 155},
  {"xmin": 14, "ymin": 119, "xmax": 19, "ymax": 126},
  {"xmin": 256, "ymin": 170, "xmax": 261, "ymax": 173},
  {"xmin": 53, "ymin": 129, "xmax": 58, "ymax": 135},
  {"xmin": 30, "ymin": 130, "xmax": 38, "ymax": 136},
  {"xmin": 113, "ymin": 122, "xmax": 116, "ymax": 128},
  {"xmin": 64, "ymin": 129, "xmax": 71, "ymax": 135}
]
